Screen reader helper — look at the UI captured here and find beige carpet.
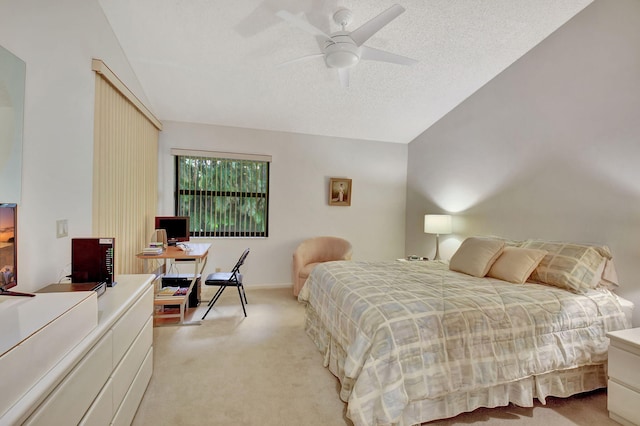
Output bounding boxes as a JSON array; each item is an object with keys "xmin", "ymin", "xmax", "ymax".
[{"xmin": 132, "ymin": 287, "xmax": 618, "ymax": 426}]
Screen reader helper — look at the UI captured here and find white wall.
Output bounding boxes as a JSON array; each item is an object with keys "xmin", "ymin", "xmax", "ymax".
[
  {"xmin": 406, "ymin": 0, "xmax": 640, "ymax": 326},
  {"xmin": 0, "ymin": 0, "xmax": 406, "ymax": 294},
  {"xmin": 159, "ymin": 121, "xmax": 408, "ymax": 288},
  {"xmin": 0, "ymin": 0, "xmax": 151, "ymax": 292}
]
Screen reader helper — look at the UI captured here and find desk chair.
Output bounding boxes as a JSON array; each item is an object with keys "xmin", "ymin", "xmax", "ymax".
[{"xmin": 201, "ymin": 248, "xmax": 250, "ymax": 319}]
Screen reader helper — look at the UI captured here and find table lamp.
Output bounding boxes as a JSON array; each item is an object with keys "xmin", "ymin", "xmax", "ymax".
[{"xmin": 424, "ymin": 214, "xmax": 452, "ymax": 261}]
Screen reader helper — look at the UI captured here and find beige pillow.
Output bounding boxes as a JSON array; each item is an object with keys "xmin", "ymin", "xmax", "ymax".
[
  {"xmin": 486, "ymin": 236, "xmax": 525, "ymax": 248},
  {"xmin": 522, "ymin": 240, "xmax": 608, "ymax": 293},
  {"xmin": 487, "ymin": 247, "xmax": 547, "ymax": 284},
  {"xmin": 599, "ymin": 258, "xmax": 620, "ymax": 290},
  {"xmin": 449, "ymin": 237, "xmax": 505, "ymax": 277}
]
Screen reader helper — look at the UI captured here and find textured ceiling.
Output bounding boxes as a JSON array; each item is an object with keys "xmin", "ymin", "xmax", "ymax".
[{"xmin": 98, "ymin": 0, "xmax": 592, "ymax": 143}]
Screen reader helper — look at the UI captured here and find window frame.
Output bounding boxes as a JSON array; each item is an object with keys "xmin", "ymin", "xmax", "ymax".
[{"xmin": 173, "ymin": 150, "xmax": 271, "ymax": 238}]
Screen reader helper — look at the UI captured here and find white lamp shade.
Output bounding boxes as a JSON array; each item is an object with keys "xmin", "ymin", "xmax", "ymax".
[{"xmin": 424, "ymin": 214, "xmax": 452, "ymax": 235}]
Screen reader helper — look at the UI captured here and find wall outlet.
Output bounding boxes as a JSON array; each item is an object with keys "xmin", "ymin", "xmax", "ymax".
[
  {"xmin": 215, "ymin": 267, "xmax": 221, "ymax": 273},
  {"xmin": 56, "ymin": 219, "xmax": 68, "ymax": 238}
]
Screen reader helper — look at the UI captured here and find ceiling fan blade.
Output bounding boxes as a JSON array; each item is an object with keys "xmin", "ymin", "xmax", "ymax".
[
  {"xmin": 360, "ymin": 45, "xmax": 418, "ymax": 66},
  {"xmin": 349, "ymin": 4, "xmax": 405, "ymax": 46},
  {"xmin": 277, "ymin": 53, "xmax": 325, "ymax": 68},
  {"xmin": 276, "ymin": 10, "xmax": 330, "ymax": 39},
  {"xmin": 338, "ymin": 68, "xmax": 350, "ymax": 88}
]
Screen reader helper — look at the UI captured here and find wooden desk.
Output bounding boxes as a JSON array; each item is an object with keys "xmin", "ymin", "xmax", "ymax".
[{"xmin": 136, "ymin": 243, "xmax": 210, "ymax": 325}]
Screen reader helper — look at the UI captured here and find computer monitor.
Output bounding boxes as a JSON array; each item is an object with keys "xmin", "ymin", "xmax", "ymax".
[{"xmin": 155, "ymin": 216, "xmax": 190, "ymax": 245}]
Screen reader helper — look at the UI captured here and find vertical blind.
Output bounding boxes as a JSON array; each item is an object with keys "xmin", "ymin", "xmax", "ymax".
[{"xmin": 93, "ymin": 59, "xmax": 161, "ymax": 274}]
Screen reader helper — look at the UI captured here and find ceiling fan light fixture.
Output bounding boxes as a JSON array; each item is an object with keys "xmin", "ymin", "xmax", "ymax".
[
  {"xmin": 276, "ymin": 5, "xmax": 416, "ymax": 83},
  {"xmin": 324, "ymin": 34, "xmax": 360, "ymax": 69},
  {"xmin": 326, "ymin": 50, "xmax": 359, "ymax": 68}
]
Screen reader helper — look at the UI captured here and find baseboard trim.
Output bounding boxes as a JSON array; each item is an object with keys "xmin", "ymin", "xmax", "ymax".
[{"xmin": 245, "ymin": 283, "xmax": 292, "ymax": 290}]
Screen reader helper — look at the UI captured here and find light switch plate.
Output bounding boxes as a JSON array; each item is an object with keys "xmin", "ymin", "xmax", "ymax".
[{"xmin": 56, "ymin": 219, "xmax": 68, "ymax": 238}]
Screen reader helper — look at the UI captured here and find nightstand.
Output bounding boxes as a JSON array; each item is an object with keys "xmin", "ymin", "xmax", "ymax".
[{"xmin": 607, "ymin": 327, "xmax": 640, "ymax": 426}]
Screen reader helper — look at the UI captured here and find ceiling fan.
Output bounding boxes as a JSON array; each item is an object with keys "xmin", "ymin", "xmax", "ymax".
[{"xmin": 276, "ymin": 4, "xmax": 418, "ymax": 87}]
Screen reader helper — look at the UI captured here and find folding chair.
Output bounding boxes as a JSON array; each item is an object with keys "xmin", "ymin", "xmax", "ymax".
[{"xmin": 201, "ymin": 248, "xmax": 250, "ymax": 319}]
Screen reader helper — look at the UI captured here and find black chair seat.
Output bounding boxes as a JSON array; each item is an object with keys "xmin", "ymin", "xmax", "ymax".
[
  {"xmin": 205, "ymin": 272, "xmax": 242, "ymax": 283},
  {"xmin": 202, "ymin": 249, "xmax": 249, "ymax": 319}
]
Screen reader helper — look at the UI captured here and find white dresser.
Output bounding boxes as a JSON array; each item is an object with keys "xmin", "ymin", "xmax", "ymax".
[
  {"xmin": 608, "ymin": 327, "xmax": 640, "ymax": 426},
  {"xmin": 0, "ymin": 274, "xmax": 154, "ymax": 425}
]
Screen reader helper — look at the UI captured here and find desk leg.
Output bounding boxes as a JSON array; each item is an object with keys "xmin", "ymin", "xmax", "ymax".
[
  {"xmin": 176, "ymin": 256, "xmax": 207, "ymax": 326},
  {"xmin": 179, "ymin": 260, "xmax": 200, "ymax": 325}
]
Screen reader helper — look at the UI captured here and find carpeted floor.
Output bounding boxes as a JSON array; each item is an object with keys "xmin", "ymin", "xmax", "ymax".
[{"xmin": 132, "ymin": 287, "xmax": 618, "ymax": 426}]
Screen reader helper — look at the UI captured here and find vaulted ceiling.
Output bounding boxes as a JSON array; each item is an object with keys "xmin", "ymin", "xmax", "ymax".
[{"xmin": 98, "ymin": 0, "xmax": 592, "ymax": 143}]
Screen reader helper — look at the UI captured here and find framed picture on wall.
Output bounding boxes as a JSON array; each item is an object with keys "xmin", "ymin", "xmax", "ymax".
[{"xmin": 329, "ymin": 178, "xmax": 352, "ymax": 206}]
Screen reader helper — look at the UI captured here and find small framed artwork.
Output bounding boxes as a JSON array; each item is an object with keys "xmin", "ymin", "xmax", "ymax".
[{"xmin": 329, "ymin": 178, "xmax": 352, "ymax": 206}]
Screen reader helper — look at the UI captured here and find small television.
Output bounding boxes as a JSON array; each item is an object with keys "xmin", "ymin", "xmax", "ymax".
[
  {"xmin": 0, "ymin": 203, "xmax": 24, "ymax": 296},
  {"xmin": 155, "ymin": 216, "xmax": 190, "ymax": 245}
]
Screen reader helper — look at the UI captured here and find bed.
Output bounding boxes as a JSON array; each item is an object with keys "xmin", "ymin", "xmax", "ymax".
[{"xmin": 298, "ymin": 237, "xmax": 632, "ymax": 426}]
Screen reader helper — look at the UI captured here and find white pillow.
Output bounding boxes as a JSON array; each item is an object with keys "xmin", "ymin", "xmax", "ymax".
[
  {"xmin": 487, "ymin": 247, "xmax": 547, "ymax": 284},
  {"xmin": 449, "ymin": 237, "xmax": 505, "ymax": 278}
]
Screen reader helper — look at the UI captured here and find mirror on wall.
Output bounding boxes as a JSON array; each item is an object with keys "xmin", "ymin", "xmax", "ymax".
[{"xmin": 0, "ymin": 44, "xmax": 25, "ymax": 204}]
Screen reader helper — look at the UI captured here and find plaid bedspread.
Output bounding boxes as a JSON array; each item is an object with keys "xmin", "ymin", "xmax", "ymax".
[{"xmin": 298, "ymin": 260, "xmax": 629, "ymax": 426}]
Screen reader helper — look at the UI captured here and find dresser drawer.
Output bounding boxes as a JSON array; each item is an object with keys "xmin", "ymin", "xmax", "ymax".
[
  {"xmin": 609, "ymin": 346, "xmax": 640, "ymax": 391},
  {"xmin": 26, "ymin": 331, "xmax": 113, "ymax": 426},
  {"xmin": 112, "ymin": 348, "xmax": 153, "ymax": 426},
  {"xmin": 112, "ymin": 286, "xmax": 153, "ymax": 366},
  {"xmin": 79, "ymin": 378, "xmax": 113, "ymax": 426},
  {"xmin": 0, "ymin": 292, "xmax": 97, "ymax": 419},
  {"xmin": 112, "ymin": 317, "xmax": 153, "ymax": 411},
  {"xmin": 608, "ymin": 380, "xmax": 640, "ymax": 425}
]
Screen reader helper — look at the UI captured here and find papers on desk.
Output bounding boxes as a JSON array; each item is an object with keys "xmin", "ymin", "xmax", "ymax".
[
  {"xmin": 157, "ymin": 286, "xmax": 180, "ymax": 296},
  {"xmin": 143, "ymin": 247, "xmax": 163, "ymax": 255}
]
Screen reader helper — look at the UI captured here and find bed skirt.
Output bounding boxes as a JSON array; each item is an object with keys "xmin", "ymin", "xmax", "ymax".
[{"xmin": 304, "ymin": 304, "xmax": 608, "ymax": 426}]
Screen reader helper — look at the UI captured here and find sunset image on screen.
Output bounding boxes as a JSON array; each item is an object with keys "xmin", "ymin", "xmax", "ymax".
[
  {"xmin": 0, "ymin": 206, "xmax": 16, "ymax": 287},
  {"xmin": 0, "ymin": 207, "xmax": 14, "ymax": 243}
]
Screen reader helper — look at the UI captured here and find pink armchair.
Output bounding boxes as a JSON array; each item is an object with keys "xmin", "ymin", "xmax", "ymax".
[{"xmin": 292, "ymin": 236, "xmax": 352, "ymax": 296}]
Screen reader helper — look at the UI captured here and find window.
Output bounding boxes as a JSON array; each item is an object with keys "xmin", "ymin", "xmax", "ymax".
[{"xmin": 173, "ymin": 150, "xmax": 270, "ymax": 237}]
